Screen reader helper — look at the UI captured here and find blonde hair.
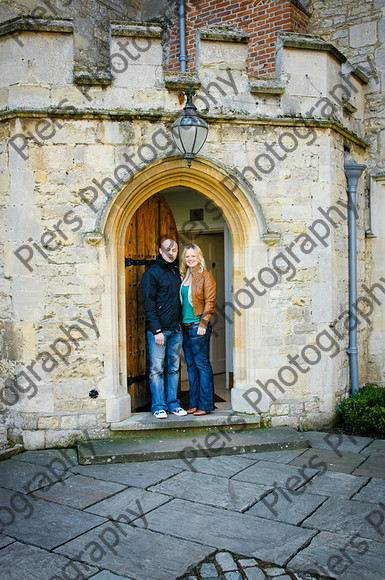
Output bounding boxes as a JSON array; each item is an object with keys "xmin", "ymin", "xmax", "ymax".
[{"xmin": 180, "ymin": 244, "xmax": 206, "ymax": 277}]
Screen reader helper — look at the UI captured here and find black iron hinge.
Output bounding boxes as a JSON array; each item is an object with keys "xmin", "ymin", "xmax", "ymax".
[
  {"xmin": 125, "ymin": 257, "xmax": 155, "ymax": 267},
  {"xmin": 127, "ymin": 373, "xmax": 148, "ymax": 386}
]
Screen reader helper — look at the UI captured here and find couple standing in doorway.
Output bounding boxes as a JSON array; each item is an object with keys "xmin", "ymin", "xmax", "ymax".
[{"xmin": 141, "ymin": 237, "xmax": 216, "ymax": 419}]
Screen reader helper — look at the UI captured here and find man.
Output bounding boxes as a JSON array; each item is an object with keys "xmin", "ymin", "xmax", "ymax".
[{"xmin": 141, "ymin": 237, "xmax": 187, "ymax": 418}]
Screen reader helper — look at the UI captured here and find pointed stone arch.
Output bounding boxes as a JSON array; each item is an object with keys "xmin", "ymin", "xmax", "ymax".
[{"xmin": 99, "ymin": 156, "xmax": 272, "ymax": 422}]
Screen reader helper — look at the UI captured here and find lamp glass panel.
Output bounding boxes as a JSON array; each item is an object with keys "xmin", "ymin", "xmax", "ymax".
[
  {"xmin": 191, "ymin": 125, "xmax": 208, "ymax": 154},
  {"xmin": 179, "ymin": 125, "xmax": 197, "ymax": 152},
  {"xmin": 171, "ymin": 126, "xmax": 184, "ymax": 153}
]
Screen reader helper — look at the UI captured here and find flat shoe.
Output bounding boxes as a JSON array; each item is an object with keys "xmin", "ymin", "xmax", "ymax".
[
  {"xmin": 186, "ymin": 407, "xmax": 197, "ymax": 414},
  {"xmin": 193, "ymin": 410, "xmax": 210, "ymax": 416}
]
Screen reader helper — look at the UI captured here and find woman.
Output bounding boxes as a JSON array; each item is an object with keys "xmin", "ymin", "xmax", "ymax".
[{"xmin": 180, "ymin": 243, "xmax": 216, "ymax": 415}]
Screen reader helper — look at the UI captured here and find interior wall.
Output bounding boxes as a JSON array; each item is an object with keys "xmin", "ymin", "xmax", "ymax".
[{"xmin": 161, "ymin": 186, "xmax": 226, "ymax": 232}]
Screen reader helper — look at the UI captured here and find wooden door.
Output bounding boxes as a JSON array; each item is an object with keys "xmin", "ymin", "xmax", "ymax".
[{"xmin": 125, "ymin": 194, "xmax": 178, "ymax": 411}]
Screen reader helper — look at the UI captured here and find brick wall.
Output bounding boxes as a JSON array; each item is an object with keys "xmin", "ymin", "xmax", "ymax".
[{"xmin": 166, "ymin": 0, "xmax": 309, "ymax": 76}]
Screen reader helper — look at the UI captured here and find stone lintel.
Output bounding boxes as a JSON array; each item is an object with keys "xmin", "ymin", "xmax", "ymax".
[
  {"xmin": 278, "ymin": 32, "xmax": 347, "ymax": 64},
  {"xmin": 111, "ymin": 22, "xmax": 162, "ymax": 38},
  {"xmin": 199, "ymin": 26, "xmax": 249, "ymax": 44},
  {"xmin": 249, "ymin": 76, "xmax": 285, "ymax": 95},
  {"xmin": 0, "ymin": 16, "xmax": 73, "ymax": 37},
  {"xmin": 164, "ymin": 72, "xmax": 201, "ymax": 90}
]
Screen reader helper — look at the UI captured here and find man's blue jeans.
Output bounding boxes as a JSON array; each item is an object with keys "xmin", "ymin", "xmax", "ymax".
[
  {"xmin": 147, "ymin": 328, "xmax": 183, "ymax": 413},
  {"xmin": 182, "ymin": 322, "xmax": 214, "ymax": 411}
]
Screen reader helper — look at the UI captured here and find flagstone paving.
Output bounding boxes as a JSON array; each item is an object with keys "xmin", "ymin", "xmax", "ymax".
[
  {"xmin": 351, "ymin": 454, "xmax": 385, "ymax": 478},
  {"xmin": 351, "ymin": 476, "xmax": 385, "ymax": 503},
  {"xmin": 147, "ymin": 470, "xmax": 273, "ymax": 511},
  {"xmin": 0, "ymin": 457, "xmax": 71, "ymax": 493},
  {"xmin": 287, "ymin": 531, "xmax": 385, "ymax": 580},
  {"xmin": 31, "ymin": 474, "xmax": 127, "ymax": 509},
  {"xmin": 359, "ymin": 439, "xmax": 385, "ymax": 456},
  {"xmin": 71, "ymin": 458, "xmax": 185, "ymax": 487},
  {"xmin": 1, "ymin": 430, "xmax": 385, "ymax": 579},
  {"xmin": 289, "ymin": 448, "xmax": 366, "ymax": 474},
  {"xmin": 295, "ymin": 470, "xmax": 368, "ymax": 498},
  {"xmin": 247, "ymin": 491, "xmax": 327, "ymax": 525}
]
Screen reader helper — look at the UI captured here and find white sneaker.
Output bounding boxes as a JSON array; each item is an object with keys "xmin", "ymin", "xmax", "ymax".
[
  {"xmin": 169, "ymin": 407, "xmax": 188, "ymax": 416},
  {"xmin": 153, "ymin": 410, "xmax": 167, "ymax": 419}
]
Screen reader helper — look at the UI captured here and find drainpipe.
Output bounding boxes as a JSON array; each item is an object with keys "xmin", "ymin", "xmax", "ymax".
[
  {"xmin": 344, "ymin": 154, "xmax": 366, "ymax": 396},
  {"xmin": 178, "ymin": 0, "xmax": 187, "ymax": 72}
]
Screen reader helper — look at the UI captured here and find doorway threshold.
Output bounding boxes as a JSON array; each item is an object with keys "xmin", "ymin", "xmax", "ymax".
[
  {"xmin": 78, "ymin": 424, "xmax": 309, "ymax": 465},
  {"xmin": 110, "ymin": 409, "xmax": 257, "ymax": 435}
]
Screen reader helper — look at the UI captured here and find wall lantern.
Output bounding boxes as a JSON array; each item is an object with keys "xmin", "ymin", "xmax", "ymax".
[{"xmin": 171, "ymin": 88, "xmax": 208, "ymax": 167}]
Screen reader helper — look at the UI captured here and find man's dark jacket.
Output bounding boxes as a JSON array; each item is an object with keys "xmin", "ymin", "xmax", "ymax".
[{"xmin": 141, "ymin": 254, "xmax": 182, "ymax": 334}]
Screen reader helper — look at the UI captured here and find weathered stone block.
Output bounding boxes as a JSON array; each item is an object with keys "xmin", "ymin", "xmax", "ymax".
[
  {"xmin": 350, "ymin": 21, "xmax": 377, "ymax": 48},
  {"xmin": 60, "ymin": 415, "xmax": 79, "ymax": 428},
  {"xmin": 23, "ymin": 429, "xmax": 45, "ymax": 450},
  {"xmin": 38, "ymin": 417, "xmax": 59, "ymax": 429}
]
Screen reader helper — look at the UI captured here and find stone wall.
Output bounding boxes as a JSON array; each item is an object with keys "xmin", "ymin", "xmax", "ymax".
[
  {"xmin": 0, "ymin": 9, "xmax": 370, "ymax": 447},
  {"xmin": 310, "ymin": 0, "xmax": 385, "ymax": 385}
]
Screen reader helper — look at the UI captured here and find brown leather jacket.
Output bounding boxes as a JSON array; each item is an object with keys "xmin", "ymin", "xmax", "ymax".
[{"xmin": 189, "ymin": 269, "xmax": 216, "ymax": 327}]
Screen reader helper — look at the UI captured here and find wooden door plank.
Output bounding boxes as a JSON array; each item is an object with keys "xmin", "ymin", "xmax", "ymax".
[{"xmin": 125, "ymin": 194, "xmax": 178, "ymax": 411}]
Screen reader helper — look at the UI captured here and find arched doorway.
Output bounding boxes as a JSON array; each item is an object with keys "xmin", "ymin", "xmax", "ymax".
[
  {"xmin": 126, "ymin": 186, "xmax": 233, "ymax": 413},
  {"xmin": 100, "ymin": 157, "xmax": 269, "ymax": 423}
]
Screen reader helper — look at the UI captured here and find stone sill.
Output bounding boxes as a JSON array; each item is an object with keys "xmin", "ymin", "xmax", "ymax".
[
  {"xmin": 278, "ymin": 33, "xmax": 369, "ymax": 85},
  {"xmin": 249, "ymin": 76, "xmax": 285, "ymax": 95},
  {"xmin": 278, "ymin": 32, "xmax": 347, "ymax": 64},
  {"xmin": 0, "ymin": 18, "xmax": 163, "ymax": 41},
  {"xmin": 199, "ymin": 26, "xmax": 249, "ymax": 44},
  {"xmin": 111, "ymin": 23, "xmax": 162, "ymax": 39},
  {"xmin": 164, "ymin": 72, "xmax": 201, "ymax": 90},
  {"xmin": 0, "ymin": 16, "xmax": 73, "ymax": 37}
]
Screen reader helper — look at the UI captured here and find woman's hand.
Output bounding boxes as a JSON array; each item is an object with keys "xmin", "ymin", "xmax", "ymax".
[{"xmin": 197, "ymin": 325, "xmax": 206, "ymax": 336}]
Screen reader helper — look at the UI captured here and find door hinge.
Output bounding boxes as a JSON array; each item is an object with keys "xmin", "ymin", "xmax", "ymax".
[
  {"xmin": 125, "ymin": 257, "xmax": 155, "ymax": 267},
  {"xmin": 127, "ymin": 373, "xmax": 148, "ymax": 386}
]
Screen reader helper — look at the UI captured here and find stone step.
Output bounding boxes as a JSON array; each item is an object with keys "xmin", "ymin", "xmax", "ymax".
[
  {"xmin": 77, "ymin": 426, "xmax": 309, "ymax": 465},
  {"xmin": 110, "ymin": 410, "xmax": 261, "ymax": 438}
]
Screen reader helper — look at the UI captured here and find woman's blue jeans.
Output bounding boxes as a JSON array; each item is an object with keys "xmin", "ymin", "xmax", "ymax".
[
  {"xmin": 147, "ymin": 328, "xmax": 183, "ymax": 413},
  {"xmin": 183, "ymin": 322, "xmax": 214, "ymax": 411}
]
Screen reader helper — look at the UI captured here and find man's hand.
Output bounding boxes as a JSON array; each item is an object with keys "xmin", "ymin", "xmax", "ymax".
[
  {"xmin": 155, "ymin": 332, "xmax": 165, "ymax": 346},
  {"xmin": 197, "ymin": 325, "xmax": 206, "ymax": 336}
]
